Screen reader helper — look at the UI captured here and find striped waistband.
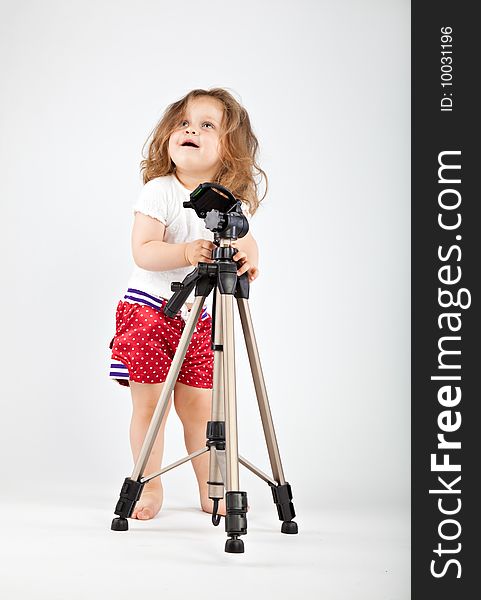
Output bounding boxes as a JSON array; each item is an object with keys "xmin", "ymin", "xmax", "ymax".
[{"xmin": 123, "ymin": 287, "xmax": 209, "ymax": 322}]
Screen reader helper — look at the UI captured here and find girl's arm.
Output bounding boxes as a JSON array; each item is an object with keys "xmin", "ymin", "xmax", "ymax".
[
  {"xmin": 132, "ymin": 212, "xmax": 216, "ymax": 271},
  {"xmin": 233, "ymin": 231, "xmax": 258, "ymax": 265},
  {"xmin": 232, "ymin": 231, "xmax": 259, "ymax": 281},
  {"xmin": 132, "ymin": 212, "xmax": 189, "ymax": 271}
]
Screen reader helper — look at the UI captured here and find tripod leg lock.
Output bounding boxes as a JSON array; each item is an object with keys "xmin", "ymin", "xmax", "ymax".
[
  {"xmin": 114, "ymin": 477, "xmax": 145, "ymax": 518},
  {"xmin": 206, "ymin": 420, "xmax": 226, "ymax": 450},
  {"xmin": 225, "ymin": 491, "xmax": 248, "ymax": 536},
  {"xmin": 270, "ymin": 482, "xmax": 296, "ymax": 522}
]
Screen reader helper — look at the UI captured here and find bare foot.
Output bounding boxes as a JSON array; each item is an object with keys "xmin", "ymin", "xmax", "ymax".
[{"xmin": 131, "ymin": 485, "xmax": 163, "ymax": 520}]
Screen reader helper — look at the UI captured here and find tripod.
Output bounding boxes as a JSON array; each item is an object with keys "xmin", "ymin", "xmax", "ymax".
[{"xmin": 111, "ymin": 190, "xmax": 297, "ymax": 554}]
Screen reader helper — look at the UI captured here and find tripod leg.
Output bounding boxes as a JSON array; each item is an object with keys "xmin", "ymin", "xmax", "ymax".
[
  {"xmin": 236, "ymin": 297, "xmax": 298, "ymax": 534},
  {"xmin": 207, "ymin": 288, "xmax": 226, "ymax": 526},
  {"xmin": 111, "ymin": 296, "xmax": 207, "ymax": 531},
  {"xmin": 221, "ymin": 292, "xmax": 248, "ymax": 553}
]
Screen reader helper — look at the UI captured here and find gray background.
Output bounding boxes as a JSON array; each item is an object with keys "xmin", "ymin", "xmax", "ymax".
[{"xmin": 0, "ymin": 0, "xmax": 410, "ymax": 598}]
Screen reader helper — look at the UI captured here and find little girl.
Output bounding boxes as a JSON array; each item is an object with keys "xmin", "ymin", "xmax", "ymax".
[{"xmin": 108, "ymin": 87, "xmax": 267, "ymax": 520}]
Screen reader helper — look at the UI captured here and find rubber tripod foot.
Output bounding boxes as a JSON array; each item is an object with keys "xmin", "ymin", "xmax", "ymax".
[
  {"xmin": 111, "ymin": 517, "xmax": 129, "ymax": 531},
  {"xmin": 281, "ymin": 520, "xmax": 298, "ymax": 534},
  {"xmin": 225, "ymin": 536, "xmax": 244, "ymax": 553}
]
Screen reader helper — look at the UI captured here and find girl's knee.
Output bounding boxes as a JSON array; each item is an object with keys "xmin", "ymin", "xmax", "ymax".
[
  {"xmin": 132, "ymin": 392, "xmax": 172, "ymax": 421},
  {"xmin": 131, "ymin": 381, "xmax": 170, "ymax": 411},
  {"xmin": 174, "ymin": 385, "xmax": 212, "ymax": 422},
  {"xmin": 133, "ymin": 402, "xmax": 171, "ymax": 423}
]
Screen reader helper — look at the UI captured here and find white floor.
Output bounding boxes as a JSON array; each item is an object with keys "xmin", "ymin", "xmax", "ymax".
[{"xmin": 0, "ymin": 487, "xmax": 410, "ymax": 600}]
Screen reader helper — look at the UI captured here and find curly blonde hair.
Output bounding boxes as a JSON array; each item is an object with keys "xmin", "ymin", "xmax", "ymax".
[{"xmin": 140, "ymin": 87, "xmax": 267, "ymax": 216}]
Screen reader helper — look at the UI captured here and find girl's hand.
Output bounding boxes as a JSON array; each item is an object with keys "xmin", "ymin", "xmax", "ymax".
[
  {"xmin": 184, "ymin": 239, "xmax": 216, "ymax": 266},
  {"xmin": 232, "ymin": 249, "xmax": 260, "ymax": 282}
]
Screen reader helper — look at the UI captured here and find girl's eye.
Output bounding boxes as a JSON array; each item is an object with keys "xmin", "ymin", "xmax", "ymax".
[{"xmin": 180, "ymin": 120, "xmax": 214, "ymax": 128}]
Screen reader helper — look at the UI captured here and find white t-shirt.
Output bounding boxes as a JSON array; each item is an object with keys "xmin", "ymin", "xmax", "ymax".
[{"xmin": 125, "ymin": 173, "xmax": 251, "ymax": 311}]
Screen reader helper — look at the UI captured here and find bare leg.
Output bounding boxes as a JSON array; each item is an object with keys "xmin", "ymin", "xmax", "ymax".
[
  {"xmin": 129, "ymin": 380, "xmax": 172, "ymax": 519},
  {"xmin": 173, "ymin": 381, "xmax": 227, "ymax": 516}
]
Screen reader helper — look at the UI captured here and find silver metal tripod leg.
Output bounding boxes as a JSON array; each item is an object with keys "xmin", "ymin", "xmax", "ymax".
[
  {"xmin": 208, "ymin": 287, "xmax": 226, "ymax": 501},
  {"xmin": 130, "ymin": 296, "xmax": 207, "ymax": 481},
  {"xmin": 222, "ymin": 292, "xmax": 240, "ymax": 492},
  {"xmin": 236, "ymin": 297, "xmax": 286, "ymax": 485}
]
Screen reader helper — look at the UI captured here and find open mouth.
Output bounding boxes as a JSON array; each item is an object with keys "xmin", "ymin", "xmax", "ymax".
[{"xmin": 181, "ymin": 141, "xmax": 199, "ymax": 148}]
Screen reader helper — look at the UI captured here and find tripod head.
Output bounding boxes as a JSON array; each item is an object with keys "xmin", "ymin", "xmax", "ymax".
[
  {"xmin": 183, "ymin": 182, "xmax": 249, "ymax": 242},
  {"xmin": 164, "ymin": 182, "xmax": 250, "ymax": 317}
]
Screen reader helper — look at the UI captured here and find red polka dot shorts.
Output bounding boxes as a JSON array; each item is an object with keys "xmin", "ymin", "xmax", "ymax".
[{"xmin": 108, "ymin": 288, "xmax": 213, "ymax": 389}]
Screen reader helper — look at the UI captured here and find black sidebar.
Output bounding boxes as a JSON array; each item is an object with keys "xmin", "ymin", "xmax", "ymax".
[{"xmin": 412, "ymin": 2, "xmax": 479, "ymax": 598}]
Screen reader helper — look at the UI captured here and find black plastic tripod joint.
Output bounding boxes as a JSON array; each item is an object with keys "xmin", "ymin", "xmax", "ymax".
[
  {"xmin": 269, "ymin": 482, "xmax": 299, "ymax": 534},
  {"xmin": 165, "ymin": 262, "xmax": 217, "ymax": 317},
  {"xmin": 206, "ymin": 420, "xmax": 225, "ymax": 450},
  {"xmin": 111, "ymin": 477, "xmax": 145, "ymax": 531},
  {"xmin": 225, "ymin": 491, "xmax": 248, "ymax": 553},
  {"xmin": 206, "ymin": 420, "xmax": 225, "ymax": 526}
]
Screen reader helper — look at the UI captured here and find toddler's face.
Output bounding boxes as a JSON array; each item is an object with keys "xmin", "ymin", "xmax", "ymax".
[{"xmin": 168, "ymin": 96, "xmax": 224, "ymax": 177}]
